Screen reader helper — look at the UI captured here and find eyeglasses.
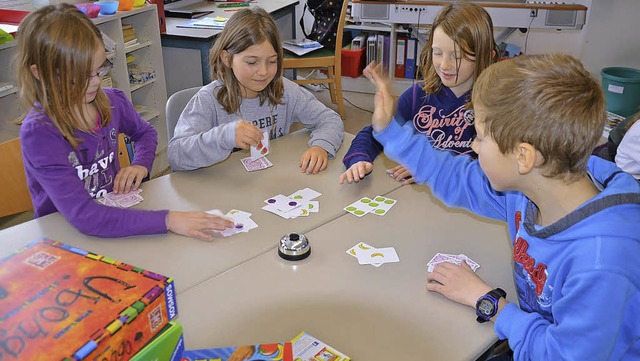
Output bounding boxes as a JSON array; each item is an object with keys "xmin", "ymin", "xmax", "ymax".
[
  {"xmin": 90, "ymin": 62, "xmax": 113, "ymax": 79},
  {"xmin": 463, "ymin": 108, "xmax": 475, "ymax": 125}
]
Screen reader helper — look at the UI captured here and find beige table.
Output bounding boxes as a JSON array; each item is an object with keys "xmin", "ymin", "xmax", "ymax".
[
  {"xmin": 176, "ymin": 184, "xmax": 514, "ymax": 361},
  {"xmin": 0, "ymin": 130, "xmax": 403, "ymax": 294}
]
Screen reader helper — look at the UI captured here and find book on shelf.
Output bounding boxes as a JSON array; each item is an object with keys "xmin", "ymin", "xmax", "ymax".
[
  {"xmin": 0, "ymin": 238, "xmax": 178, "ymax": 361},
  {"xmin": 404, "ymin": 37, "xmax": 417, "ymax": 79},
  {"xmin": 395, "ymin": 36, "xmax": 406, "ymax": 78}
]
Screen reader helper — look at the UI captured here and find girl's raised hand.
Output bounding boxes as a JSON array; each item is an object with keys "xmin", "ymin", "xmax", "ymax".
[
  {"xmin": 363, "ymin": 61, "xmax": 395, "ymax": 133},
  {"xmin": 300, "ymin": 146, "xmax": 328, "ymax": 174},
  {"xmin": 235, "ymin": 121, "xmax": 263, "ymax": 149},
  {"xmin": 113, "ymin": 165, "xmax": 148, "ymax": 193},
  {"xmin": 167, "ymin": 211, "xmax": 235, "ymax": 241}
]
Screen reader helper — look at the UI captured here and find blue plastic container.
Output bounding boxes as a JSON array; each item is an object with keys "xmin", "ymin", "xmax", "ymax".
[
  {"xmin": 93, "ymin": 1, "xmax": 119, "ymax": 15},
  {"xmin": 601, "ymin": 67, "xmax": 640, "ymax": 117}
]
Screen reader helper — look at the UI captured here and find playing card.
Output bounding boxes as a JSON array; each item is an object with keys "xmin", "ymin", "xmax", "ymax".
[
  {"xmin": 367, "ymin": 195, "xmax": 397, "ymax": 216},
  {"xmin": 427, "ymin": 253, "xmax": 480, "ymax": 272},
  {"xmin": 288, "ymin": 188, "xmax": 322, "ymax": 201},
  {"xmin": 240, "ymin": 156, "xmax": 273, "ymax": 172},
  {"xmin": 344, "ymin": 197, "xmax": 373, "ymax": 217},
  {"xmin": 306, "ymin": 200, "xmax": 319, "ymax": 213},
  {"xmin": 346, "ymin": 242, "xmax": 382, "ymax": 267},
  {"xmin": 210, "ymin": 209, "xmax": 257, "ymax": 237},
  {"xmin": 264, "ymin": 194, "xmax": 303, "ymax": 213},
  {"xmin": 100, "ymin": 189, "xmax": 143, "ymax": 208},
  {"xmin": 357, "ymin": 247, "xmax": 399, "ymax": 265},
  {"xmin": 250, "ymin": 131, "xmax": 270, "ymax": 161}
]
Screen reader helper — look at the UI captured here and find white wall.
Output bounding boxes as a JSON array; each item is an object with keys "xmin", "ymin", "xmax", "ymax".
[{"xmin": 294, "ymin": 0, "xmax": 640, "ymax": 78}]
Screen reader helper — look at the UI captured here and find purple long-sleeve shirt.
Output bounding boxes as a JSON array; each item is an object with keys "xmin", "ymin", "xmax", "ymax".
[
  {"xmin": 343, "ymin": 83, "xmax": 476, "ymax": 169},
  {"xmin": 20, "ymin": 88, "xmax": 168, "ymax": 237}
]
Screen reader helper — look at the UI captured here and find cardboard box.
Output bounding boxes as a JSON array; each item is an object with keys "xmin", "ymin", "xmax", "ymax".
[
  {"xmin": 130, "ymin": 321, "xmax": 184, "ymax": 361},
  {"xmin": 0, "ymin": 238, "xmax": 178, "ymax": 361},
  {"xmin": 181, "ymin": 342, "xmax": 293, "ymax": 361}
]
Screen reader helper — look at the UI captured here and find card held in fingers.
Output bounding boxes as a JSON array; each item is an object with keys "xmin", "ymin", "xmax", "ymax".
[{"xmin": 250, "ymin": 131, "xmax": 270, "ymax": 161}]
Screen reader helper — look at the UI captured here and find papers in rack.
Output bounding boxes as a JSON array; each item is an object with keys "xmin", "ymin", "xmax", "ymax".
[
  {"xmin": 282, "ymin": 38, "xmax": 323, "ymax": 56},
  {"xmin": 177, "ymin": 16, "xmax": 228, "ymax": 29}
]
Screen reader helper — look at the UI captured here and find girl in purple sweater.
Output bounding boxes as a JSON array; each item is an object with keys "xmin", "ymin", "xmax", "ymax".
[{"xmin": 17, "ymin": 4, "xmax": 233, "ymax": 239}]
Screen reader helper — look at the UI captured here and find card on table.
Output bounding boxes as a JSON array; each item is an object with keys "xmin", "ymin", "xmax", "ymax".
[
  {"xmin": 250, "ymin": 131, "xmax": 270, "ymax": 161},
  {"xmin": 357, "ymin": 247, "xmax": 399, "ymax": 265},
  {"xmin": 264, "ymin": 194, "xmax": 304, "ymax": 213},
  {"xmin": 207, "ymin": 209, "xmax": 258, "ymax": 237},
  {"xmin": 427, "ymin": 252, "xmax": 480, "ymax": 272},
  {"xmin": 346, "ymin": 241, "xmax": 381, "ymax": 267},
  {"xmin": 98, "ymin": 189, "xmax": 143, "ymax": 208},
  {"xmin": 343, "ymin": 197, "xmax": 373, "ymax": 217},
  {"xmin": 288, "ymin": 188, "xmax": 322, "ymax": 201},
  {"xmin": 367, "ymin": 195, "xmax": 397, "ymax": 216},
  {"xmin": 240, "ymin": 156, "xmax": 273, "ymax": 172}
]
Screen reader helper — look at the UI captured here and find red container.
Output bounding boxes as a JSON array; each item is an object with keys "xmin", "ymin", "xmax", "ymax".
[
  {"xmin": 341, "ymin": 46, "xmax": 366, "ymax": 78},
  {"xmin": 0, "ymin": 9, "xmax": 30, "ymax": 36}
]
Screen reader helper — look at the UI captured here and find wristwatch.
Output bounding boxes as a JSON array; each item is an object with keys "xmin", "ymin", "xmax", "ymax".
[{"xmin": 475, "ymin": 288, "xmax": 506, "ymax": 323}]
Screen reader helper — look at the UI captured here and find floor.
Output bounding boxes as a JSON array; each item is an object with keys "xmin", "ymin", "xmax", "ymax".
[{"xmin": 0, "ymin": 87, "xmax": 375, "ymax": 231}]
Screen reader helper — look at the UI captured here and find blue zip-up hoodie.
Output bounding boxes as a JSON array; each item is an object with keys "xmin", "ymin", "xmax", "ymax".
[
  {"xmin": 342, "ymin": 83, "xmax": 475, "ymax": 169},
  {"xmin": 375, "ymin": 120, "xmax": 640, "ymax": 360}
]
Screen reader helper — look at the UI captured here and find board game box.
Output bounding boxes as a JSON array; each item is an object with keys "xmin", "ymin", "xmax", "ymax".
[
  {"xmin": 131, "ymin": 321, "xmax": 184, "ymax": 361},
  {"xmin": 0, "ymin": 238, "xmax": 178, "ymax": 361},
  {"xmin": 290, "ymin": 332, "xmax": 351, "ymax": 361},
  {"xmin": 181, "ymin": 342, "xmax": 293, "ymax": 361}
]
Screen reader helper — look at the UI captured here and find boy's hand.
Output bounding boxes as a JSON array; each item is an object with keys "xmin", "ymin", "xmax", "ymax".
[
  {"xmin": 300, "ymin": 146, "xmax": 328, "ymax": 174},
  {"xmin": 426, "ymin": 261, "xmax": 493, "ymax": 308},
  {"xmin": 166, "ymin": 211, "xmax": 235, "ymax": 241},
  {"xmin": 363, "ymin": 61, "xmax": 395, "ymax": 133},
  {"xmin": 235, "ymin": 121, "xmax": 263, "ymax": 149},
  {"xmin": 339, "ymin": 161, "xmax": 373, "ymax": 184},
  {"xmin": 113, "ymin": 165, "xmax": 148, "ymax": 193},
  {"xmin": 386, "ymin": 165, "xmax": 415, "ymax": 185}
]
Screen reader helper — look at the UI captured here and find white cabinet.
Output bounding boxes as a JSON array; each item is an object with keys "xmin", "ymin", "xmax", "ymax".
[{"xmin": 0, "ymin": 4, "xmax": 168, "ymax": 176}]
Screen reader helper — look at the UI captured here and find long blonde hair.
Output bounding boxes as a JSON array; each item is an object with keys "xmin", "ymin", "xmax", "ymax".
[
  {"xmin": 420, "ymin": 2, "xmax": 500, "ymax": 95},
  {"xmin": 208, "ymin": 7, "xmax": 284, "ymax": 114},
  {"xmin": 16, "ymin": 3, "xmax": 112, "ymax": 149}
]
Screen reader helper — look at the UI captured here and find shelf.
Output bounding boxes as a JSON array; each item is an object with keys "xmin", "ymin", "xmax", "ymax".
[
  {"xmin": 130, "ymin": 78, "xmax": 156, "ymax": 92},
  {"xmin": 0, "ymin": 87, "xmax": 17, "ymax": 98},
  {"xmin": 125, "ymin": 40, "xmax": 152, "ymax": 53}
]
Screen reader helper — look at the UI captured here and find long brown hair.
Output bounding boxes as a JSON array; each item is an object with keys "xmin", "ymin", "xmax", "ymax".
[
  {"xmin": 208, "ymin": 7, "xmax": 284, "ymax": 114},
  {"xmin": 16, "ymin": 3, "xmax": 111, "ymax": 149},
  {"xmin": 420, "ymin": 2, "xmax": 500, "ymax": 94}
]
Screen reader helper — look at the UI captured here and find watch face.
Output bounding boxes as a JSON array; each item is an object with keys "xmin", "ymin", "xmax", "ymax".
[{"xmin": 478, "ymin": 299, "xmax": 495, "ymax": 316}]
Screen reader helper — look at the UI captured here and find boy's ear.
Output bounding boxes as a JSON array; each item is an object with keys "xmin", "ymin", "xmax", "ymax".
[
  {"xmin": 220, "ymin": 50, "xmax": 231, "ymax": 67},
  {"xmin": 516, "ymin": 142, "xmax": 539, "ymax": 175},
  {"xmin": 30, "ymin": 64, "xmax": 40, "ymax": 80}
]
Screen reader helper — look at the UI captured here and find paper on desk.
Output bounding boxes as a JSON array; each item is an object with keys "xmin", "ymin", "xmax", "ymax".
[
  {"xmin": 282, "ymin": 42, "xmax": 324, "ymax": 56},
  {"xmin": 177, "ymin": 16, "xmax": 228, "ymax": 29}
]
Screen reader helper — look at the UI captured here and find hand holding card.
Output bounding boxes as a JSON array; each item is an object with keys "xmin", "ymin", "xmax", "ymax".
[{"xmin": 251, "ymin": 131, "xmax": 270, "ymax": 161}]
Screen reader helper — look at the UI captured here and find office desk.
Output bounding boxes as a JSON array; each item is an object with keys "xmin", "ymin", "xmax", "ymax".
[
  {"xmin": 162, "ymin": 0, "xmax": 299, "ymax": 93},
  {"xmin": 177, "ymin": 184, "xmax": 514, "ymax": 360},
  {"xmin": 0, "ymin": 130, "xmax": 403, "ymax": 294}
]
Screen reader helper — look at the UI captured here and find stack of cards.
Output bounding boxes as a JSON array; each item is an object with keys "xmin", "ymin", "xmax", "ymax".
[
  {"xmin": 262, "ymin": 188, "xmax": 321, "ymax": 219},
  {"xmin": 97, "ymin": 189, "xmax": 143, "ymax": 208},
  {"xmin": 208, "ymin": 209, "xmax": 258, "ymax": 237},
  {"xmin": 343, "ymin": 195, "xmax": 397, "ymax": 217},
  {"xmin": 346, "ymin": 242, "xmax": 399, "ymax": 267},
  {"xmin": 426, "ymin": 253, "xmax": 480, "ymax": 272},
  {"xmin": 240, "ymin": 156, "xmax": 273, "ymax": 172}
]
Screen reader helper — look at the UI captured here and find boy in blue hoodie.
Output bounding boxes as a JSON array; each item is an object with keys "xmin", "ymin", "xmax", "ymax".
[{"xmin": 368, "ymin": 54, "xmax": 640, "ymax": 360}]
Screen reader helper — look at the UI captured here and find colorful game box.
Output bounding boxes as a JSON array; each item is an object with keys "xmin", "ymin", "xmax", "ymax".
[
  {"xmin": 290, "ymin": 332, "xmax": 351, "ymax": 361},
  {"xmin": 181, "ymin": 342, "xmax": 293, "ymax": 361},
  {"xmin": 131, "ymin": 321, "xmax": 184, "ymax": 361},
  {"xmin": 0, "ymin": 238, "xmax": 178, "ymax": 361}
]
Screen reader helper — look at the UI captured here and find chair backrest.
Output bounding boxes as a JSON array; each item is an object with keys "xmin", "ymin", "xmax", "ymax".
[
  {"xmin": 0, "ymin": 138, "xmax": 33, "ymax": 217},
  {"xmin": 166, "ymin": 86, "xmax": 202, "ymax": 140},
  {"xmin": 332, "ymin": 0, "xmax": 349, "ymax": 60}
]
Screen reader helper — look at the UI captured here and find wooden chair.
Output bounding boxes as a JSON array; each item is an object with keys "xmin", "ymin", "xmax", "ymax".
[
  {"xmin": 117, "ymin": 133, "xmax": 131, "ymax": 168},
  {"xmin": 283, "ymin": 0, "xmax": 349, "ymax": 119},
  {"xmin": 0, "ymin": 138, "xmax": 33, "ymax": 218}
]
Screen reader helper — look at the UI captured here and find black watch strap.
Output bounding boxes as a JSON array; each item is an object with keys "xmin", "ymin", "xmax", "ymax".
[{"xmin": 491, "ymin": 287, "xmax": 507, "ymax": 299}]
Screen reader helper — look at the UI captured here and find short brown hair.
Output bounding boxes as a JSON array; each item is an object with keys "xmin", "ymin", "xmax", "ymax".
[
  {"xmin": 472, "ymin": 54, "xmax": 606, "ymax": 181},
  {"xmin": 16, "ymin": 3, "xmax": 111, "ymax": 149},
  {"xmin": 420, "ymin": 2, "xmax": 500, "ymax": 94},
  {"xmin": 209, "ymin": 7, "xmax": 284, "ymax": 114}
]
